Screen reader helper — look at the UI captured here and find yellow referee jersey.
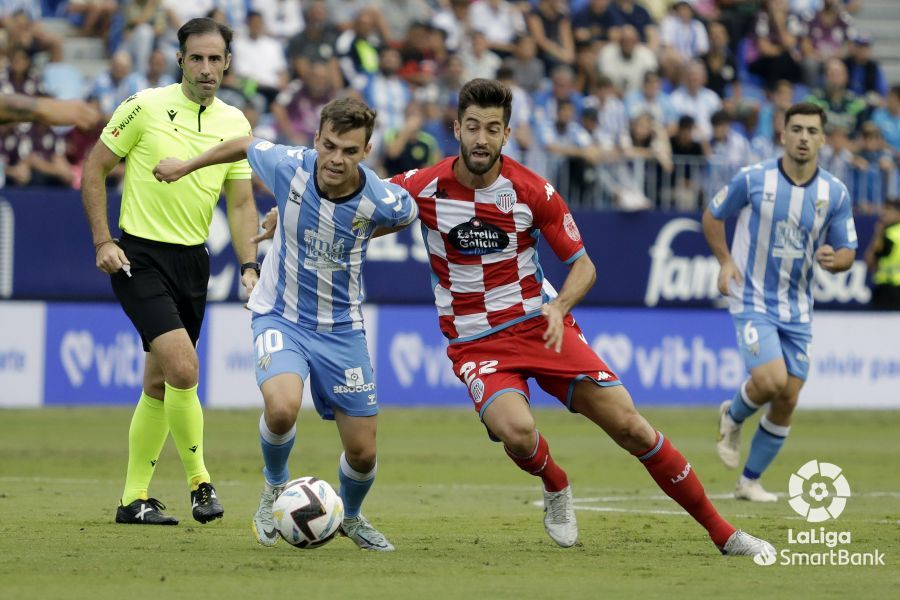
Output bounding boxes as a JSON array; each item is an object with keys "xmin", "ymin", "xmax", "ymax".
[{"xmin": 100, "ymin": 84, "xmax": 252, "ymax": 246}]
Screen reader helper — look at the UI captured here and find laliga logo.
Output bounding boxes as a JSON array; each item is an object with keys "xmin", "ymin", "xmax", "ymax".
[{"xmin": 788, "ymin": 460, "xmax": 851, "ymax": 523}]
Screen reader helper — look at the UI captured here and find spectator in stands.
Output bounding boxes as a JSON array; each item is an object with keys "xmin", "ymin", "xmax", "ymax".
[
  {"xmin": 624, "ymin": 70, "xmax": 678, "ymax": 135},
  {"xmin": 709, "ymin": 109, "xmax": 752, "ymax": 192},
  {"xmin": 461, "ymin": 30, "xmax": 502, "ymax": 81},
  {"xmin": 25, "ymin": 123, "xmax": 77, "ymax": 187},
  {"xmin": 532, "ymin": 65, "xmax": 585, "ymax": 137},
  {"xmin": 254, "ymin": 0, "xmax": 305, "ymax": 42},
  {"xmin": 702, "ymin": 20, "xmax": 738, "ymax": 99},
  {"xmin": 142, "ymin": 48, "xmax": 173, "ymax": 88},
  {"xmin": 231, "ymin": 11, "xmax": 289, "ymax": 107},
  {"xmin": 872, "ymin": 86, "xmax": 900, "ymax": 158},
  {"xmin": 469, "ymin": 0, "xmax": 526, "ymax": 57},
  {"xmin": 121, "ymin": 0, "xmax": 168, "ymax": 75},
  {"xmin": 747, "ymin": 0, "xmax": 803, "ymax": 90},
  {"xmin": 88, "ymin": 51, "xmax": 148, "ymax": 120},
  {"xmin": 506, "ymin": 35, "xmax": 545, "ymax": 94},
  {"xmin": 716, "ymin": 0, "xmax": 761, "ymax": 59},
  {"xmin": 852, "ymin": 121, "xmax": 897, "ymax": 212},
  {"xmin": 806, "ymin": 57, "xmax": 867, "ymax": 135},
  {"xmin": 0, "ymin": 46, "xmax": 41, "ymax": 96},
  {"xmin": 432, "ymin": 0, "xmax": 472, "ymax": 54},
  {"xmin": 660, "ymin": 1, "xmax": 709, "ymax": 65},
  {"xmin": 362, "ymin": 45, "xmax": 411, "ymax": 154},
  {"xmin": 843, "ymin": 33, "xmax": 887, "ymax": 103},
  {"xmin": 585, "ymin": 75, "xmax": 629, "ymax": 146},
  {"xmin": 271, "ymin": 60, "xmax": 337, "ymax": 146},
  {"xmin": 598, "ymin": 24, "xmax": 658, "ymax": 95},
  {"xmin": 625, "ymin": 111, "xmax": 674, "ymax": 206},
  {"xmin": 668, "ymin": 114, "xmax": 708, "ymax": 209},
  {"xmin": 526, "ymin": 0, "xmax": 576, "ymax": 72},
  {"xmin": 539, "ymin": 97, "xmax": 597, "ymax": 206},
  {"xmin": 67, "ymin": 0, "xmax": 118, "ymax": 39},
  {"xmin": 799, "ymin": 0, "xmax": 854, "ymax": 86},
  {"xmin": 573, "ymin": 0, "xmax": 617, "ymax": 47},
  {"xmin": 336, "ymin": 7, "xmax": 384, "ymax": 89},
  {"xmin": 496, "ymin": 65, "xmax": 534, "ymax": 164},
  {"xmin": 381, "ymin": 100, "xmax": 441, "ymax": 175},
  {"xmin": 3, "ymin": 8, "xmax": 64, "ymax": 63},
  {"xmin": 609, "ymin": 0, "xmax": 659, "ymax": 51},
  {"xmin": 286, "ymin": 2, "xmax": 341, "ymax": 84},
  {"xmin": 573, "ymin": 40, "xmax": 602, "ymax": 96},
  {"xmin": 397, "ymin": 21, "xmax": 445, "ymax": 88},
  {"xmin": 380, "ymin": 0, "xmax": 434, "ymax": 43},
  {"xmin": 670, "ymin": 59, "xmax": 722, "ymax": 141},
  {"xmin": 754, "ymin": 78, "xmax": 794, "ymax": 141},
  {"xmin": 818, "ymin": 123, "xmax": 854, "ymax": 183}
]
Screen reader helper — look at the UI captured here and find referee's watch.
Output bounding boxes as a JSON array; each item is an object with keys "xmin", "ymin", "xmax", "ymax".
[{"xmin": 240, "ymin": 262, "xmax": 261, "ymax": 276}]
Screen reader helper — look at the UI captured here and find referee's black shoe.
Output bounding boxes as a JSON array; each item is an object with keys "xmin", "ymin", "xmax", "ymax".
[
  {"xmin": 115, "ymin": 498, "xmax": 179, "ymax": 525},
  {"xmin": 191, "ymin": 482, "xmax": 224, "ymax": 524}
]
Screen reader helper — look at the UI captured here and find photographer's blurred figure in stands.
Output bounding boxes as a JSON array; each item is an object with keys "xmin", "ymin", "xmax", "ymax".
[
  {"xmin": 865, "ymin": 200, "xmax": 900, "ymax": 310},
  {"xmin": 852, "ymin": 121, "xmax": 897, "ymax": 214}
]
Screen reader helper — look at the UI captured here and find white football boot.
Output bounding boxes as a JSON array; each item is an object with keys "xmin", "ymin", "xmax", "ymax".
[
  {"xmin": 341, "ymin": 514, "xmax": 395, "ymax": 551},
  {"xmin": 252, "ymin": 481, "xmax": 284, "ymax": 547},
  {"xmin": 734, "ymin": 478, "xmax": 778, "ymax": 502},
  {"xmin": 543, "ymin": 485, "xmax": 578, "ymax": 547},
  {"xmin": 716, "ymin": 400, "xmax": 742, "ymax": 469},
  {"xmin": 720, "ymin": 529, "xmax": 776, "ymax": 559}
]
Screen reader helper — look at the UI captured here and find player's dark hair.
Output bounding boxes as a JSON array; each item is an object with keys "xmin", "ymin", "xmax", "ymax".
[
  {"xmin": 178, "ymin": 17, "xmax": 233, "ymax": 56},
  {"xmin": 457, "ymin": 79, "xmax": 513, "ymax": 126},
  {"xmin": 785, "ymin": 102, "xmax": 827, "ymax": 128},
  {"xmin": 319, "ymin": 97, "xmax": 377, "ymax": 143}
]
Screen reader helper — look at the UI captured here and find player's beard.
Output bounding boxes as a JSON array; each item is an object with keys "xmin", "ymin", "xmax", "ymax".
[{"xmin": 460, "ymin": 141, "xmax": 500, "ymax": 176}]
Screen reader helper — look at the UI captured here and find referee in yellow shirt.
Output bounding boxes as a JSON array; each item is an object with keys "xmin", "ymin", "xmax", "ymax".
[{"xmin": 81, "ymin": 18, "xmax": 259, "ymax": 526}]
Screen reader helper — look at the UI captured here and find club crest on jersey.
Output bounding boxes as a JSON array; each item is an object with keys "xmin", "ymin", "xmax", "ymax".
[
  {"xmin": 350, "ymin": 217, "xmax": 373, "ymax": 238},
  {"xmin": 448, "ymin": 218, "xmax": 510, "ymax": 255},
  {"xmin": 494, "ymin": 190, "xmax": 517, "ymax": 213},
  {"xmin": 563, "ymin": 213, "xmax": 580, "ymax": 241}
]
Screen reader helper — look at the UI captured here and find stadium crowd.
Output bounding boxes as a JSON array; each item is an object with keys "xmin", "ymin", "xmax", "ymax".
[{"xmin": 1, "ymin": 0, "xmax": 898, "ymax": 212}]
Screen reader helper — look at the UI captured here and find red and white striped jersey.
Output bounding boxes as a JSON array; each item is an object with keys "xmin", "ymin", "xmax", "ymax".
[{"xmin": 391, "ymin": 157, "xmax": 585, "ymax": 342}]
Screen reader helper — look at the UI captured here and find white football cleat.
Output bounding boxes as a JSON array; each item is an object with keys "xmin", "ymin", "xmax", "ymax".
[
  {"xmin": 716, "ymin": 400, "xmax": 741, "ymax": 469},
  {"xmin": 341, "ymin": 514, "xmax": 395, "ymax": 551},
  {"xmin": 720, "ymin": 529, "xmax": 776, "ymax": 559},
  {"xmin": 251, "ymin": 481, "xmax": 284, "ymax": 547},
  {"xmin": 734, "ymin": 478, "xmax": 778, "ymax": 502},
  {"xmin": 543, "ymin": 485, "xmax": 578, "ymax": 547}
]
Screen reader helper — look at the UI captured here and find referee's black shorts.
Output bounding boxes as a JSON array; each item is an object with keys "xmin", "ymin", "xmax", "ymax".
[{"xmin": 111, "ymin": 232, "xmax": 209, "ymax": 352}]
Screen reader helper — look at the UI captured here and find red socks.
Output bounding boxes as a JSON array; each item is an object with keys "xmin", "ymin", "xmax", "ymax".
[
  {"xmin": 635, "ymin": 431, "xmax": 736, "ymax": 547},
  {"xmin": 505, "ymin": 432, "xmax": 568, "ymax": 492}
]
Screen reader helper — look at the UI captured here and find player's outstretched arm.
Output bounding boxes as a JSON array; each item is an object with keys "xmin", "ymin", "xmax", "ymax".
[
  {"xmin": 0, "ymin": 94, "xmax": 100, "ymax": 130},
  {"xmin": 153, "ymin": 136, "xmax": 254, "ymax": 182}
]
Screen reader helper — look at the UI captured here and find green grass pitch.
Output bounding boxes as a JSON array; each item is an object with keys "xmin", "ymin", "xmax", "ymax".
[{"xmin": 0, "ymin": 407, "xmax": 897, "ymax": 599}]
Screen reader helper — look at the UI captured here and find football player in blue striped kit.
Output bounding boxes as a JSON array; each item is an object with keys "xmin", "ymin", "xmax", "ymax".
[
  {"xmin": 702, "ymin": 102, "xmax": 858, "ymax": 501},
  {"xmin": 153, "ymin": 98, "xmax": 418, "ymax": 549}
]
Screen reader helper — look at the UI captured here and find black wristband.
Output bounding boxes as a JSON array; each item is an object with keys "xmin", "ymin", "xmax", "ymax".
[{"xmin": 240, "ymin": 261, "xmax": 261, "ymax": 276}]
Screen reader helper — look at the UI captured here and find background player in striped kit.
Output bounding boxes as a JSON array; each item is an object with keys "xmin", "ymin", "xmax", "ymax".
[
  {"xmin": 703, "ymin": 102, "xmax": 858, "ymax": 502},
  {"xmin": 153, "ymin": 98, "xmax": 418, "ymax": 550}
]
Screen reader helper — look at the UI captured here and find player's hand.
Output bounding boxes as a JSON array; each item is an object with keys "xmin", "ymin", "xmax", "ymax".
[
  {"xmin": 153, "ymin": 158, "xmax": 188, "ymax": 183},
  {"xmin": 541, "ymin": 302, "xmax": 565, "ymax": 353},
  {"xmin": 717, "ymin": 259, "xmax": 743, "ymax": 296},
  {"xmin": 250, "ymin": 207, "xmax": 279, "ymax": 243},
  {"xmin": 241, "ymin": 269, "xmax": 259, "ymax": 296},
  {"xmin": 44, "ymin": 98, "xmax": 101, "ymax": 131},
  {"xmin": 95, "ymin": 240, "xmax": 130, "ymax": 276},
  {"xmin": 816, "ymin": 244, "xmax": 836, "ymax": 270}
]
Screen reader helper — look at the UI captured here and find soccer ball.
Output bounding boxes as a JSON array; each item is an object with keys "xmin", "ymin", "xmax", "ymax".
[{"xmin": 273, "ymin": 476, "xmax": 344, "ymax": 549}]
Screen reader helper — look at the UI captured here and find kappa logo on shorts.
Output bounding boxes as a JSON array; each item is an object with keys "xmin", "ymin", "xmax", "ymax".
[{"xmin": 333, "ymin": 367, "xmax": 376, "ymax": 394}]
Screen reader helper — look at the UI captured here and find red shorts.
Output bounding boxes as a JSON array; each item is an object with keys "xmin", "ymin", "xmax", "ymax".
[{"xmin": 446, "ymin": 314, "xmax": 621, "ymax": 419}]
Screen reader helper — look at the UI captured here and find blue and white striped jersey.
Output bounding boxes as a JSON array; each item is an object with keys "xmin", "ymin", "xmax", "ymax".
[
  {"xmin": 710, "ymin": 158, "xmax": 857, "ymax": 323},
  {"xmin": 246, "ymin": 138, "xmax": 419, "ymax": 331}
]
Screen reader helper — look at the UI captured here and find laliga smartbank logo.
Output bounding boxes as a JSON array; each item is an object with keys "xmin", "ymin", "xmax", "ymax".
[{"xmin": 754, "ymin": 460, "xmax": 885, "ymax": 567}]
